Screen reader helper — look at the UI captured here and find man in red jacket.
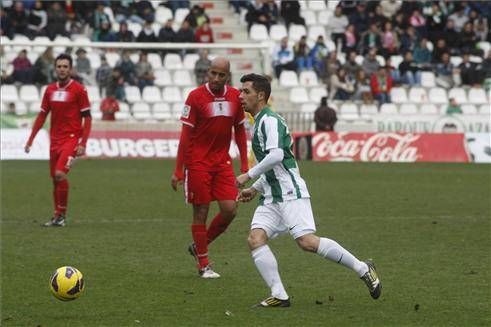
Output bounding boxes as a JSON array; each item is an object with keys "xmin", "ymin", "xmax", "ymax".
[{"xmin": 370, "ymin": 66, "xmax": 393, "ymax": 104}]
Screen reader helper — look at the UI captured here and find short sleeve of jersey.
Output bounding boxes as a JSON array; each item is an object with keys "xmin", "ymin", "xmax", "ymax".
[
  {"xmin": 181, "ymin": 93, "xmax": 197, "ymax": 127},
  {"xmin": 78, "ymin": 85, "xmax": 91, "ymax": 112},
  {"xmin": 263, "ymin": 116, "xmax": 281, "ymax": 151},
  {"xmin": 40, "ymin": 87, "xmax": 51, "ymax": 113},
  {"xmin": 234, "ymin": 105, "xmax": 246, "ymax": 126}
]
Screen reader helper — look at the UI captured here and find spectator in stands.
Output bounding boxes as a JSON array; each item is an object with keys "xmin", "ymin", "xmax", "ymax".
[
  {"xmin": 11, "ymin": 49, "xmax": 33, "ymax": 84},
  {"xmin": 75, "ymin": 48, "xmax": 92, "ymax": 85},
  {"xmin": 66, "ymin": 11, "xmax": 84, "ymax": 35},
  {"xmin": 400, "ymin": 25, "xmax": 418, "ymax": 53},
  {"xmin": 349, "ymin": 2, "xmax": 369, "ymax": 36},
  {"xmin": 459, "ymin": 53, "xmax": 480, "ymax": 86},
  {"xmin": 0, "ymin": 7, "xmax": 14, "ymax": 39},
  {"xmin": 409, "ymin": 9, "xmax": 427, "ymax": 38},
  {"xmin": 432, "ymin": 39, "xmax": 450, "ymax": 64},
  {"xmin": 293, "ymin": 36, "xmax": 312, "ymax": 72},
  {"xmin": 46, "ymin": 1, "xmax": 68, "ymax": 40},
  {"xmin": 96, "ymin": 55, "xmax": 113, "ymax": 97},
  {"xmin": 344, "ymin": 24, "xmax": 357, "ymax": 53},
  {"xmin": 448, "ymin": 6, "xmax": 468, "ymax": 33},
  {"xmin": 245, "ymin": 0, "xmax": 272, "ymax": 32},
  {"xmin": 380, "ymin": 21, "xmax": 399, "ymax": 59},
  {"xmin": 10, "ymin": 1, "xmax": 28, "ymax": 35},
  {"xmin": 162, "ymin": 0, "xmax": 190, "ymax": 14},
  {"xmin": 263, "ymin": 0, "xmax": 280, "ymax": 26},
  {"xmin": 116, "ymin": 50, "xmax": 137, "ymax": 85},
  {"xmin": 329, "ymin": 6, "xmax": 349, "ymax": 51},
  {"xmin": 362, "ymin": 47, "xmax": 380, "ymax": 76},
  {"xmin": 272, "ymin": 36, "xmax": 296, "ymax": 79},
  {"xmin": 460, "ymin": 22, "xmax": 479, "ymax": 55},
  {"xmin": 115, "ymin": 22, "xmax": 136, "ymax": 42},
  {"xmin": 279, "ymin": 0, "xmax": 305, "ymax": 29},
  {"xmin": 473, "ymin": 17, "xmax": 489, "ymax": 42},
  {"xmin": 33, "ymin": 47, "xmax": 54, "ymax": 84},
  {"xmin": 370, "ymin": 67, "xmax": 392, "ymax": 104},
  {"xmin": 358, "ymin": 23, "xmax": 381, "ymax": 55},
  {"xmin": 91, "ymin": 3, "xmax": 112, "ymax": 41},
  {"xmin": 380, "ymin": 0, "xmax": 402, "ymax": 19},
  {"xmin": 353, "ymin": 69, "xmax": 373, "ymax": 103},
  {"xmin": 26, "ymin": 0, "xmax": 47, "ymax": 39},
  {"xmin": 413, "ymin": 38, "xmax": 432, "ymax": 70},
  {"xmin": 309, "ymin": 35, "xmax": 329, "ymax": 77},
  {"xmin": 7, "ymin": 103, "xmax": 17, "ymax": 116},
  {"xmin": 446, "ymin": 98, "xmax": 463, "ymax": 115},
  {"xmin": 367, "ymin": 4, "xmax": 387, "ymax": 29},
  {"xmin": 185, "ymin": 4, "xmax": 209, "ymax": 28},
  {"xmin": 0, "ymin": 47, "xmax": 13, "ymax": 84},
  {"xmin": 106, "ymin": 67, "xmax": 126, "ymax": 102},
  {"xmin": 195, "ymin": 21, "xmax": 214, "ymax": 43},
  {"xmin": 113, "ymin": 1, "xmax": 145, "ymax": 24},
  {"xmin": 398, "ymin": 51, "xmax": 421, "ymax": 86},
  {"xmin": 435, "ymin": 52, "xmax": 460, "ymax": 88},
  {"xmin": 425, "ymin": 2, "xmax": 445, "ymax": 42},
  {"xmin": 175, "ymin": 20, "xmax": 195, "ymax": 43},
  {"xmin": 134, "ymin": 0, "xmax": 155, "ymax": 23},
  {"xmin": 135, "ymin": 52, "xmax": 155, "ymax": 91},
  {"xmin": 481, "ymin": 51, "xmax": 491, "ymax": 89},
  {"xmin": 97, "ymin": 21, "xmax": 117, "ymax": 42},
  {"xmin": 194, "ymin": 49, "xmax": 211, "ymax": 85},
  {"xmin": 229, "ymin": 0, "xmax": 249, "ymax": 14},
  {"xmin": 343, "ymin": 50, "xmax": 361, "ymax": 80},
  {"xmin": 158, "ymin": 19, "xmax": 176, "ymax": 43},
  {"xmin": 329, "ymin": 67, "xmax": 355, "ymax": 101},
  {"xmin": 137, "ymin": 20, "xmax": 157, "ymax": 43},
  {"xmin": 314, "ymin": 97, "xmax": 337, "ymax": 132},
  {"xmin": 100, "ymin": 96, "xmax": 119, "ymax": 121},
  {"xmin": 443, "ymin": 19, "xmax": 461, "ymax": 55},
  {"xmin": 391, "ymin": 12, "xmax": 408, "ymax": 35},
  {"xmin": 321, "ymin": 51, "xmax": 342, "ymax": 83},
  {"xmin": 385, "ymin": 57, "xmax": 401, "ymax": 85}
]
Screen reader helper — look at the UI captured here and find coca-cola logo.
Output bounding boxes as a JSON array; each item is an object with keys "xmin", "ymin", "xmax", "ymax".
[{"xmin": 312, "ymin": 132, "xmax": 420, "ymax": 162}]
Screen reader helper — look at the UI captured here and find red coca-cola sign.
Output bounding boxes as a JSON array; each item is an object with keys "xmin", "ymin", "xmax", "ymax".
[{"xmin": 311, "ymin": 132, "xmax": 470, "ymax": 162}]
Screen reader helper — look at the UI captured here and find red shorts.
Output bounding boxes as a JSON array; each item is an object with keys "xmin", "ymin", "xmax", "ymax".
[
  {"xmin": 184, "ymin": 168, "xmax": 238, "ymax": 204},
  {"xmin": 50, "ymin": 139, "xmax": 78, "ymax": 177}
]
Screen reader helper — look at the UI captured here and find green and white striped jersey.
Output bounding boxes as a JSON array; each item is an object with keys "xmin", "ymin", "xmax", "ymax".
[{"xmin": 251, "ymin": 107, "xmax": 310, "ymax": 205}]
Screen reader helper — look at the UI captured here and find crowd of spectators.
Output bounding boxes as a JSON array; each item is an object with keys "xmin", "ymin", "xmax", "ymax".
[{"xmin": 265, "ymin": 0, "xmax": 491, "ymax": 105}]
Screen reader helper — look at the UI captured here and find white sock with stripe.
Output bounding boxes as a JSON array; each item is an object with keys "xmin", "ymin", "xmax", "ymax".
[
  {"xmin": 251, "ymin": 245, "xmax": 289, "ymax": 300},
  {"xmin": 317, "ymin": 237, "xmax": 368, "ymax": 277}
]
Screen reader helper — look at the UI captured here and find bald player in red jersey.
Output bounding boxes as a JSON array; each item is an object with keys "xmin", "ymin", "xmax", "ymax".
[
  {"xmin": 24, "ymin": 53, "xmax": 92, "ymax": 227},
  {"xmin": 171, "ymin": 57, "xmax": 248, "ymax": 278}
]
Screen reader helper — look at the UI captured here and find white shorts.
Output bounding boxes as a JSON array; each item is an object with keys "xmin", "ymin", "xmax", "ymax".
[{"xmin": 251, "ymin": 198, "xmax": 316, "ymax": 240}]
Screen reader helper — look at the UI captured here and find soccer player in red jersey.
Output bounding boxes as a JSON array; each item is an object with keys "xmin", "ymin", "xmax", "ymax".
[
  {"xmin": 171, "ymin": 57, "xmax": 248, "ymax": 278},
  {"xmin": 24, "ymin": 53, "xmax": 92, "ymax": 227}
]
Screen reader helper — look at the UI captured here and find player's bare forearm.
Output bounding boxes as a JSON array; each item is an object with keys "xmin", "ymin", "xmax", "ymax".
[
  {"xmin": 238, "ymin": 187, "xmax": 257, "ymax": 203},
  {"xmin": 236, "ymin": 172, "xmax": 251, "ymax": 188}
]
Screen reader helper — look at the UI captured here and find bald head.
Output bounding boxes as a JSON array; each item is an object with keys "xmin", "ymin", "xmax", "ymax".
[{"xmin": 207, "ymin": 57, "xmax": 231, "ymax": 92}]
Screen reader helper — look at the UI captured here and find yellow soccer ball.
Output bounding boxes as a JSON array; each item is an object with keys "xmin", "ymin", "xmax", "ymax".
[{"xmin": 49, "ymin": 266, "xmax": 85, "ymax": 301}]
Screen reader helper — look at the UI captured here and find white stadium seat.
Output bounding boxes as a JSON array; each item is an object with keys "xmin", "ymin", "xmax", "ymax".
[
  {"xmin": 132, "ymin": 102, "xmax": 151, "ymax": 113},
  {"xmin": 163, "ymin": 53, "xmax": 183, "ymax": 70},
  {"xmin": 339, "ymin": 103, "xmax": 359, "ymax": 120},
  {"xmin": 289, "ymin": 87, "xmax": 310, "ymax": 103},
  {"xmin": 420, "ymin": 103, "xmax": 439, "ymax": 115},
  {"xmin": 468, "ymin": 88, "xmax": 488, "ymax": 104},
  {"xmin": 308, "ymin": 25, "xmax": 326, "ymax": 42},
  {"xmin": 301, "ymin": 103, "xmax": 317, "ymax": 113},
  {"xmin": 86, "ymin": 85, "xmax": 101, "ymax": 102},
  {"xmin": 309, "ymin": 87, "xmax": 328, "ymax": 103},
  {"xmin": 408, "ymin": 87, "xmax": 427, "ymax": 103},
  {"xmin": 154, "ymin": 69, "xmax": 173, "ymax": 87},
  {"xmin": 1, "ymin": 85, "xmax": 19, "ymax": 103},
  {"xmin": 390, "ymin": 55, "xmax": 403, "ymax": 69},
  {"xmin": 288, "ymin": 24, "xmax": 307, "ymax": 42},
  {"xmin": 152, "ymin": 102, "xmax": 171, "ymax": 114},
  {"xmin": 428, "ymin": 87, "xmax": 448, "ymax": 104},
  {"xmin": 478, "ymin": 104, "xmax": 490, "ymax": 115},
  {"xmin": 269, "ymin": 24, "xmax": 288, "ymax": 42},
  {"xmin": 448, "ymin": 87, "xmax": 467, "ymax": 103},
  {"xmin": 162, "ymin": 86, "xmax": 182, "ymax": 102},
  {"xmin": 124, "ymin": 86, "xmax": 142, "ymax": 103},
  {"xmin": 461, "ymin": 104, "xmax": 478, "ymax": 115},
  {"xmin": 249, "ymin": 24, "xmax": 269, "ymax": 41},
  {"xmin": 115, "ymin": 111, "xmax": 131, "ymax": 120},
  {"xmin": 183, "ymin": 53, "xmax": 200, "ymax": 69},
  {"xmin": 86, "ymin": 52, "xmax": 101, "ymax": 69},
  {"xmin": 359, "ymin": 104, "xmax": 378, "ymax": 116},
  {"xmin": 390, "ymin": 87, "xmax": 408, "ymax": 103},
  {"xmin": 174, "ymin": 8, "xmax": 190, "ymax": 24},
  {"xmin": 155, "ymin": 6, "xmax": 173, "ymax": 25},
  {"xmin": 380, "ymin": 103, "xmax": 398, "ymax": 114},
  {"xmin": 308, "ymin": 0, "xmax": 327, "ymax": 11},
  {"xmin": 142, "ymin": 86, "xmax": 162, "ymax": 103},
  {"xmin": 420, "ymin": 71, "xmax": 436, "ymax": 87},
  {"xmin": 29, "ymin": 101, "xmax": 42, "ymax": 113},
  {"xmin": 105, "ymin": 52, "xmax": 121, "ymax": 67},
  {"xmin": 19, "ymin": 85, "xmax": 39, "ymax": 103},
  {"xmin": 299, "ymin": 70, "xmax": 319, "ymax": 86},
  {"xmin": 173, "ymin": 70, "xmax": 193, "ymax": 86},
  {"xmin": 317, "ymin": 10, "xmax": 332, "ymax": 25},
  {"xmin": 119, "ymin": 102, "xmax": 130, "ymax": 113},
  {"xmin": 147, "ymin": 53, "xmax": 162, "ymax": 69},
  {"xmin": 399, "ymin": 103, "xmax": 418, "ymax": 115},
  {"xmin": 279, "ymin": 70, "xmax": 299, "ymax": 87},
  {"xmin": 302, "ymin": 10, "xmax": 317, "ymax": 25}
]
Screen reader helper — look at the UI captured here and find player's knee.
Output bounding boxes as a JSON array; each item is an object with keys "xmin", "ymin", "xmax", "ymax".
[
  {"xmin": 53, "ymin": 171, "xmax": 67, "ymax": 182},
  {"xmin": 248, "ymin": 229, "xmax": 267, "ymax": 250},
  {"xmin": 296, "ymin": 234, "xmax": 319, "ymax": 253}
]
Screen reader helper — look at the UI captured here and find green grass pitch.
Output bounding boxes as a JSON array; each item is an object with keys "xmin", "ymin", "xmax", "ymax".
[{"xmin": 1, "ymin": 160, "xmax": 490, "ymax": 326}]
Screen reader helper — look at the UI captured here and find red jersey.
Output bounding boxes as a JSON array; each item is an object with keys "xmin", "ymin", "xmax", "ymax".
[
  {"xmin": 180, "ymin": 83, "xmax": 245, "ymax": 171},
  {"xmin": 41, "ymin": 79, "xmax": 91, "ymax": 147}
]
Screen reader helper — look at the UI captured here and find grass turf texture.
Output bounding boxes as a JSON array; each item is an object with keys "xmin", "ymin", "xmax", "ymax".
[{"xmin": 1, "ymin": 160, "xmax": 490, "ymax": 326}]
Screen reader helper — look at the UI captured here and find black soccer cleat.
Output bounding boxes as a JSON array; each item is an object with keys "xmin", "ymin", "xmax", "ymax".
[
  {"xmin": 43, "ymin": 215, "xmax": 66, "ymax": 227},
  {"xmin": 360, "ymin": 260, "xmax": 381, "ymax": 299},
  {"xmin": 255, "ymin": 296, "xmax": 291, "ymax": 308}
]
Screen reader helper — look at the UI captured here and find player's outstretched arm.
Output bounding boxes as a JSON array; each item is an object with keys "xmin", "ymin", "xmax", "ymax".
[
  {"xmin": 171, "ymin": 124, "xmax": 191, "ymax": 191},
  {"xmin": 24, "ymin": 111, "xmax": 48, "ymax": 153}
]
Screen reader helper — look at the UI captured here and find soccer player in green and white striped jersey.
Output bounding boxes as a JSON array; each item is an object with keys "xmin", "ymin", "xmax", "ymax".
[{"xmin": 236, "ymin": 74, "xmax": 381, "ymax": 308}]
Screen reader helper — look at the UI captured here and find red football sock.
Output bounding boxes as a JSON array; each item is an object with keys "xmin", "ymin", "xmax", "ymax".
[
  {"xmin": 207, "ymin": 213, "xmax": 231, "ymax": 244},
  {"xmin": 56, "ymin": 179, "xmax": 69, "ymax": 216},
  {"xmin": 191, "ymin": 224, "xmax": 209, "ymax": 269}
]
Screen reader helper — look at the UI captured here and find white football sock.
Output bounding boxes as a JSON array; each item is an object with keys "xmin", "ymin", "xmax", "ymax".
[
  {"xmin": 317, "ymin": 237, "xmax": 368, "ymax": 277},
  {"xmin": 251, "ymin": 245, "xmax": 289, "ymax": 300}
]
